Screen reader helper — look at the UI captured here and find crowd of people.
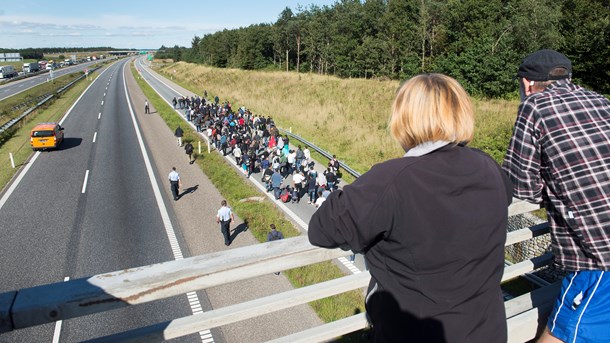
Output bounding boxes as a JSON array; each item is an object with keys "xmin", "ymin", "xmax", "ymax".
[{"xmin": 172, "ymin": 94, "xmax": 341, "ymax": 206}]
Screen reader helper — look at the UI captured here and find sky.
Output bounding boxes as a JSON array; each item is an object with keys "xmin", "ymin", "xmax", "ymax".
[{"xmin": 0, "ymin": 0, "xmax": 337, "ymax": 50}]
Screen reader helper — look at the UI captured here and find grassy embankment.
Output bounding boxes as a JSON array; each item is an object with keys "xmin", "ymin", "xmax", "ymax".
[
  {"xmin": 156, "ymin": 61, "xmax": 519, "ymax": 170},
  {"xmin": 131, "ymin": 65, "xmax": 367, "ymax": 328},
  {"xmin": 0, "ymin": 70, "xmax": 99, "ymax": 189}
]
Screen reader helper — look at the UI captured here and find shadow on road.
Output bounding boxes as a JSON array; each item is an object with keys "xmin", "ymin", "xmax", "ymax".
[
  {"xmin": 230, "ymin": 220, "xmax": 249, "ymax": 242},
  {"xmin": 177, "ymin": 185, "xmax": 199, "ymax": 200},
  {"xmin": 59, "ymin": 137, "xmax": 83, "ymax": 150}
]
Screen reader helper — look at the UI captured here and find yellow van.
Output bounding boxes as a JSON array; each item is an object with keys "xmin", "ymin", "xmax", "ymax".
[{"xmin": 30, "ymin": 122, "xmax": 64, "ymax": 150}]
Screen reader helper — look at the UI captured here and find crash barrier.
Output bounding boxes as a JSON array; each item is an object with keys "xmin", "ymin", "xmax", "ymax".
[
  {"xmin": 0, "ymin": 67, "xmax": 101, "ymax": 135},
  {"xmin": 278, "ymin": 128, "xmax": 361, "ymax": 179},
  {"xmin": 0, "ymin": 200, "xmax": 557, "ymax": 342}
]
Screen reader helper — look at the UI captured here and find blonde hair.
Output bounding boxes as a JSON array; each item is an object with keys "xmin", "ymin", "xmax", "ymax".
[{"xmin": 390, "ymin": 73, "xmax": 474, "ymax": 151}]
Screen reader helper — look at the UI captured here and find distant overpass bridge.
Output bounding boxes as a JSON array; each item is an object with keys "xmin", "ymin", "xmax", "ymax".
[{"xmin": 107, "ymin": 50, "xmax": 156, "ymax": 56}]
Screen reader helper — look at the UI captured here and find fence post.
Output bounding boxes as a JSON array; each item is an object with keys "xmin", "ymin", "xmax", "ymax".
[
  {"xmin": 9, "ymin": 153, "xmax": 15, "ymax": 169},
  {"xmin": 207, "ymin": 139, "xmax": 211, "ymax": 153},
  {"xmin": 198, "ymin": 141, "xmax": 201, "ymax": 154}
]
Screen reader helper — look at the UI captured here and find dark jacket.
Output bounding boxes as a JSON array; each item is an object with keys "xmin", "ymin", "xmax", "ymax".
[
  {"xmin": 308, "ymin": 144, "xmax": 512, "ymax": 343},
  {"xmin": 184, "ymin": 143, "xmax": 193, "ymax": 155},
  {"xmin": 175, "ymin": 127, "xmax": 184, "ymax": 137}
]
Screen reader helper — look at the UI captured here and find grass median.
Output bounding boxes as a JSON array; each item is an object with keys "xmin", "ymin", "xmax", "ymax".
[{"xmin": 130, "ymin": 64, "xmax": 367, "ymax": 337}]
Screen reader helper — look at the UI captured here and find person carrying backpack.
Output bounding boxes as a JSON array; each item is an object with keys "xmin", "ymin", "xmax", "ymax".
[
  {"xmin": 267, "ymin": 224, "xmax": 284, "ymax": 275},
  {"xmin": 184, "ymin": 142, "xmax": 194, "ymax": 164}
]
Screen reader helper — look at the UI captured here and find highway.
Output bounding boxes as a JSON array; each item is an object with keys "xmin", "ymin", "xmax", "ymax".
[
  {"xmin": 0, "ymin": 60, "xmax": 100, "ymax": 101},
  {"xmin": 0, "ymin": 59, "xmax": 201, "ymax": 342}
]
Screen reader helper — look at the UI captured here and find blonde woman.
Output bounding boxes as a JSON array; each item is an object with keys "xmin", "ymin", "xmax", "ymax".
[{"xmin": 309, "ymin": 74, "xmax": 512, "ymax": 342}]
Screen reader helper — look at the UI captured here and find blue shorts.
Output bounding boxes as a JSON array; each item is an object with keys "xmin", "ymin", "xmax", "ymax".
[{"xmin": 547, "ymin": 271, "xmax": 610, "ymax": 342}]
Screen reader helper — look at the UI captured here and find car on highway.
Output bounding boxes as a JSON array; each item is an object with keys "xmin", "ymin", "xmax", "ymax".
[{"xmin": 30, "ymin": 122, "xmax": 64, "ymax": 150}]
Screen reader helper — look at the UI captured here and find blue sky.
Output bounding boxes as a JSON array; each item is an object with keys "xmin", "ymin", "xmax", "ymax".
[{"xmin": 0, "ymin": 0, "xmax": 337, "ymax": 49}]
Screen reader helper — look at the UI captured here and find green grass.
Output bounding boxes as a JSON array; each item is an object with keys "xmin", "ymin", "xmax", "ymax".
[
  {"xmin": 131, "ymin": 64, "xmax": 367, "ymax": 332},
  {"xmin": 0, "ymin": 70, "xmax": 99, "ymax": 190}
]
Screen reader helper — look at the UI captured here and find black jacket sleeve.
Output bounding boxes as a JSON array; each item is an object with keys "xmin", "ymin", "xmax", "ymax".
[{"xmin": 308, "ymin": 163, "xmax": 396, "ymax": 253}]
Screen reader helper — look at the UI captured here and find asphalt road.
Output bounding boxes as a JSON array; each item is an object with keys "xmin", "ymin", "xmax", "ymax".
[
  {"xmin": 0, "ymin": 60, "xmax": 101, "ymax": 101},
  {"xmin": 0, "ymin": 59, "xmax": 200, "ymax": 342}
]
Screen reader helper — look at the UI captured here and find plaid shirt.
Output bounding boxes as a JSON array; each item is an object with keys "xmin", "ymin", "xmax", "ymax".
[{"xmin": 503, "ymin": 81, "xmax": 610, "ymax": 271}]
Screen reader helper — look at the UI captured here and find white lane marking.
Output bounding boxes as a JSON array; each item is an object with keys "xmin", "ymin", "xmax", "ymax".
[
  {"xmin": 93, "ymin": 132, "xmax": 97, "ymax": 143},
  {"xmin": 104, "ymin": 92, "xmax": 106, "ymax": 97},
  {"xmin": 81, "ymin": 170, "xmax": 89, "ymax": 194},
  {"xmin": 0, "ymin": 66, "xmax": 109, "ymax": 211},
  {"xmin": 101, "ymin": 100, "xmax": 104, "ymax": 106},
  {"xmin": 51, "ymin": 276, "xmax": 70, "ymax": 343},
  {"xmin": 338, "ymin": 256, "xmax": 362, "ymax": 274},
  {"xmin": 121, "ymin": 62, "xmax": 212, "ymax": 343},
  {"xmin": 98, "ymin": 112, "xmax": 101, "ymax": 119}
]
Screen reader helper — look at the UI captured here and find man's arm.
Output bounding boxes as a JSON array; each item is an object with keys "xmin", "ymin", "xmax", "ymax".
[{"xmin": 502, "ymin": 102, "xmax": 545, "ymax": 204}]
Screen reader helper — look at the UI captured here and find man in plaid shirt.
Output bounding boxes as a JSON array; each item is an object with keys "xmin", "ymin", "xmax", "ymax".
[{"xmin": 503, "ymin": 49, "xmax": 610, "ymax": 343}]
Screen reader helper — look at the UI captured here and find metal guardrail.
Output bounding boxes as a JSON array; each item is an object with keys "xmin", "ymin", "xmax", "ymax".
[
  {"xmin": 0, "ymin": 66, "xmax": 100, "ymax": 135},
  {"xmin": 278, "ymin": 128, "xmax": 361, "ymax": 179}
]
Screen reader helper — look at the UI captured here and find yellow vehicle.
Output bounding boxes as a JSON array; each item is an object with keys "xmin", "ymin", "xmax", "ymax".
[{"xmin": 30, "ymin": 122, "xmax": 64, "ymax": 150}]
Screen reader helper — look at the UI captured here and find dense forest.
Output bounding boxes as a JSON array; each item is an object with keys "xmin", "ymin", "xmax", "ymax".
[{"xmin": 156, "ymin": 0, "xmax": 610, "ymax": 98}]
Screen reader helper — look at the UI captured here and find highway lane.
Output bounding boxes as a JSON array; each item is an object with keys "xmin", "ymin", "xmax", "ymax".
[
  {"xmin": 0, "ymin": 60, "xmax": 102, "ymax": 101},
  {"xmin": 0, "ymin": 59, "xmax": 200, "ymax": 342}
]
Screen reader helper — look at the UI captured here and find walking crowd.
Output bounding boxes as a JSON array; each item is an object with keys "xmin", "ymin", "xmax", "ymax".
[{"xmin": 171, "ymin": 94, "xmax": 341, "ymax": 206}]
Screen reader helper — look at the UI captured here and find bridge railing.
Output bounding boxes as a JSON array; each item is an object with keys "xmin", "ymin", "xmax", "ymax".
[{"xmin": 0, "ymin": 199, "xmax": 555, "ymax": 342}]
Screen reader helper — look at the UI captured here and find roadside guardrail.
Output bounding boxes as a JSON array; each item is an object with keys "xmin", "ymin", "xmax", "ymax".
[
  {"xmin": 0, "ymin": 67, "xmax": 101, "ymax": 135},
  {"xmin": 278, "ymin": 128, "xmax": 361, "ymax": 179}
]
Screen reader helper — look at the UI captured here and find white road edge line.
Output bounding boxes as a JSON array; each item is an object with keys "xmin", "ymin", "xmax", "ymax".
[
  {"xmin": 52, "ymin": 276, "xmax": 70, "ymax": 343},
  {"xmin": 81, "ymin": 170, "xmax": 90, "ymax": 194},
  {"xmin": 98, "ymin": 112, "xmax": 101, "ymax": 119},
  {"xmin": 0, "ymin": 65, "xmax": 110, "ymax": 211},
  {"xmin": 101, "ymin": 100, "xmax": 104, "ymax": 106},
  {"xmin": 121, "ymin": 62, "xmax": 212, "ymax": 343},
  {"xmin": 93, "ymin": 132, "xmax": 97, "ymax": 143}
]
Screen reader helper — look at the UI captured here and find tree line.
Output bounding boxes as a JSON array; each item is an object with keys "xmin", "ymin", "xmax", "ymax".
[{"xmin": 156, "ymin": 0, "xmax": 609, "ymax": 98}]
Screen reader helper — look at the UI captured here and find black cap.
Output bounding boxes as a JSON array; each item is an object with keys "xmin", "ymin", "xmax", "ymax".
[{"xmin": 517, "ymin": 49, "xmax": 572, "ymax": 81}]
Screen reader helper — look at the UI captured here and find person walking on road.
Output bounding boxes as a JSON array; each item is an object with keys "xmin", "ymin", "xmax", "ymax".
[
  {"xmin": 144, "ymin": 99, "xmax": 150, "ymax": 114},
  {"xmin": 184, "ymin": 142, "xmax": 194, "ymax": 164},
  {"xmin": 216, "ymin": 200, "xmax": 235, "ymax": 246},
  {"xmin": 168, "ymin": 167, "xmax": 181, "ymax": 201},
  {"xmin": 267, "ymin": 224, "xmax": 284, "ymax": 275},
  {"xmin": 175, "ymin": 125, "xmax": 184, "ymax": 147},
  {"xmin": 271, "ymin": 168, "xmax": 283, "ymax": 200}
]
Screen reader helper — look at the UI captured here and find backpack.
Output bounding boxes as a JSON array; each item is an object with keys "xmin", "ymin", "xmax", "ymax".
[{"xmin": 280, "ymin": 190, "xmax": 291, "ymax": 203}]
